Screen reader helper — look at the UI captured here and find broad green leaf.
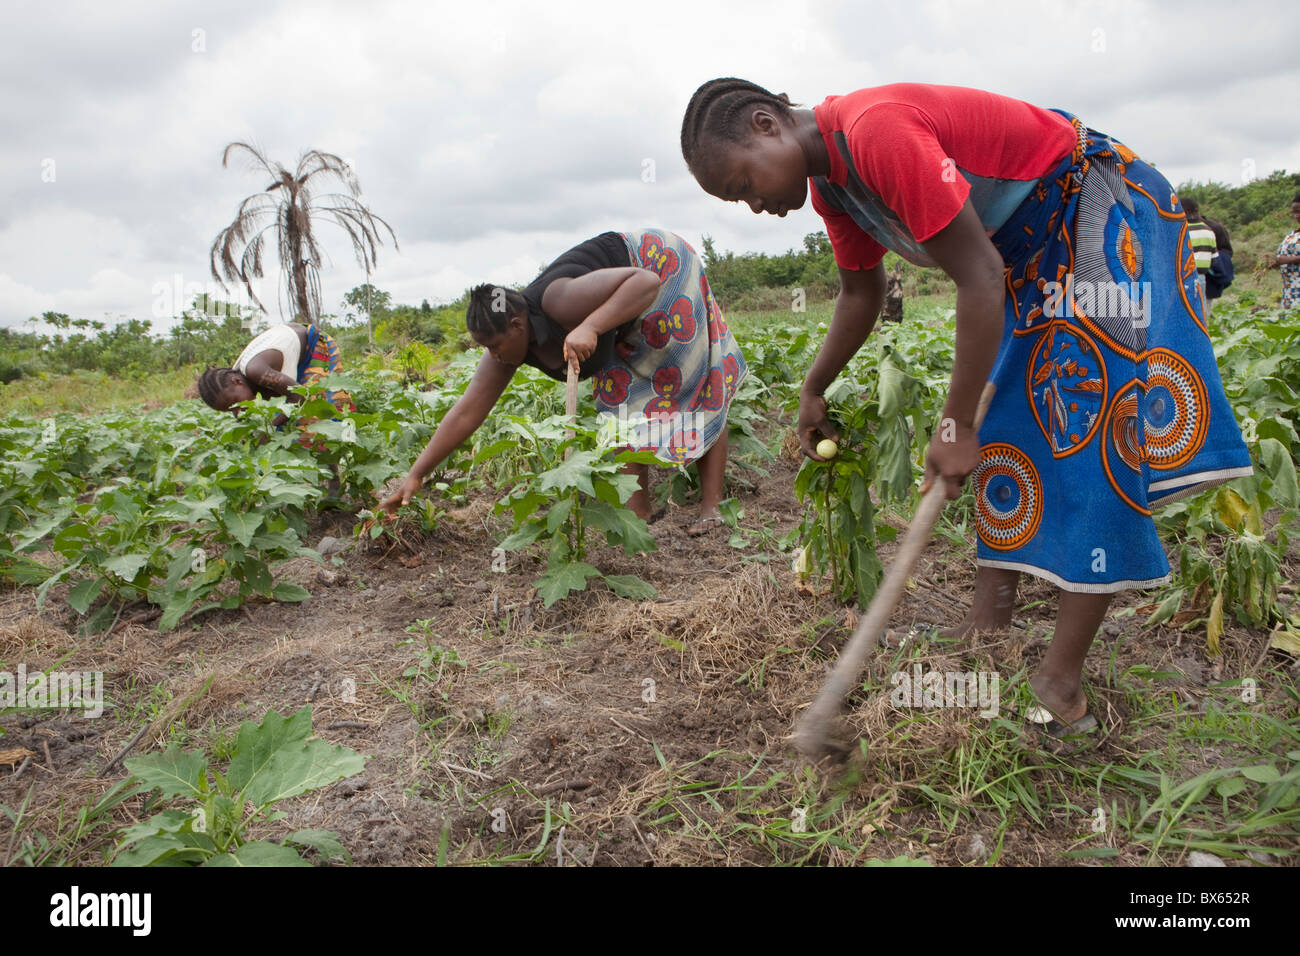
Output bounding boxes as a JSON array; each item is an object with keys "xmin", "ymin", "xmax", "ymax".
[
  {"xmin": 226, "ymin": 706, "xmax": 314, "ymax": 794},
  {"xmin": 67, "ymin": 577, "xmax": 104, "ymax": 615},
  {"xmin": 499, "ymin": 523, "xmax": 545, "ymax": 551},
  {"xmin": 222, "ymin": 510, "xmax": 264, "ymax": 547},
  {"xmin": 603, "ymin": 574, "xmax": 657, "ymax": 601},
  {"xmin": 580, "ymin": 500, "xmax": 656, "ymax": 555},
  {"xmin": 226, "ymin": 707, "xmax": 365, "ymax": 809},
  {"xmin": 535, "ymin": 561, "xmax": 600, "ymax": 608},
  {"xmin": 110, "ymin": 834, "xmax": 209, "ymax": 868},
  {"xmin": 158, "ymin": 589, "xmax": 197, "ymax": 632},
  {"xmin": 124, "ymin": 746, "xmax": 208, "ymax": 801},
  {"xmin": 1215, "ymin": 776, "xmax": 1249, "ymax": 798},
  {"xmin": 1240, "ymin": 764, "xmax": 1281, "ymax": 784},
  {"xmin": 877, "ymin": 354, "xmax": 903, "ymax": 420},
  {"xmin": 501, "ymin": 490, "xmax": 548, "ymax": 527},
  {"xmin": 595, "ymin": 471, "xmax": 643, "ymax": 506},
  {"xmin": 536, "ymin": 450, "xmax": 599, "ymax": 498},
  {"xmin": 286, "ymin": 828, "xmax": 351, "ymax": 863},
  {"xmin": 202, "ymin": 841, "xmax": 311, "ymax": 867},
  {"xmin": 271, "ymin": 582, "xmax": 311, "ymax": 603},
  {"xmin": 240, "ymin": 738, "xmax": 366, "ymax": 808},
  {"xmin": 471, "ymin": 439, "xmax": 517, "ymax": 466},
  {"xmin": 51, "ymin": 522, "xmax": 94, "ymax": 559},
  {"xmin": 240, "ymin": 558, "xmax": 273, "ymax": 596},
  {"xmin": 1258, "ymin": 437, "xmax": 1299, "ymax": 508},
  {"xmin": 545, "ymin": 496, "xmax": 575, "ymax": 534},
  {"xmin": 102, "ymin": 552, "xmax": 152, "ymax": 582},
  {"xmin": 114, "ymin": 810, "xmax": 195, "ymax": 848}
]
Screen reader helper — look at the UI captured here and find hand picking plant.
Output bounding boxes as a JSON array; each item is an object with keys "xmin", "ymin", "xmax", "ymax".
[
  {"xmin": 111, "ymin": 705, "xmax": 365, "ymax": 867},
  {"xmin": 492, "ymin": 413, "xmax": 659, "ymax": 607},
  {"xmin": 785, "ymin": 344, "xmax": 933, "ymax": 606}
]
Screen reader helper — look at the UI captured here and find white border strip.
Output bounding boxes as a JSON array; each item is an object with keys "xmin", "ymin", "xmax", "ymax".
[
  {"xmin": 1148, "ymin": 466, "xmax": 1255, "ymax": 504},
  {"xmin": 976, "ymin": 559, "xmax": 1171, "ymax": 594}
]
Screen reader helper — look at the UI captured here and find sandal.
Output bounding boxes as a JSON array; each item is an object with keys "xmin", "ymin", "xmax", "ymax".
[
  {"xmin": 882, "ymin": 623, "xmax": 944, "ymax": 648},
  {"xmin": 1023, "ymin": 705, "xmax": 1098, "ymax": 739},
  {"xmin": 687, "ymin": 515, "xmax": 724, "ymax": 537}
]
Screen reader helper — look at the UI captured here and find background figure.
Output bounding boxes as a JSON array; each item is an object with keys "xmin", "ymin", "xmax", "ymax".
[
  {"xmin": 882, "ymin": 263, "xmax": 904, "ymax": 323},
  {"xmin": 196, "ymin": 321, "xmax": 354, "ymax": 422},
  {"xmin": 1202, "ymin": 212, "xmax": 1234, "ymax": 315},
  {"xmin": 1266, "ymin": 193, "xmax": 1300, "ymax": 311},
  {"xmin": 1181, "ymin": 198, "xmax": 1217, "ymax": 312}
]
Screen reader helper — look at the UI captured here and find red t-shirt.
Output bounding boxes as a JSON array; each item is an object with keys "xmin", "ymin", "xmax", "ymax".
[{"xmin": 810, "ymin": 84, "xmax": 1077, "ymax": 270}]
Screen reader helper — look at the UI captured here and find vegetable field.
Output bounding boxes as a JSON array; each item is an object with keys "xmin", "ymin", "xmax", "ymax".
[{"xmin": 2, "ymin": 300, "xmax": 1298, "ymax": 866}]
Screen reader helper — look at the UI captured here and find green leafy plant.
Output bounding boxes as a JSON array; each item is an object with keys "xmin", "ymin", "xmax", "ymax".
[
  {"xmin": 493, "ymin": 414, "xmax": 658, "ymax": 607},
  {"xmin": 785, "ymin": 343, "xmax": 931, "ymax": 605},
  {"xmin": 111, "ymin": 705, "xmax": 365, "ymax": 867}
]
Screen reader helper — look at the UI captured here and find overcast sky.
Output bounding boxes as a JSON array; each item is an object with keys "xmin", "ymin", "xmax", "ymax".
[{"xmin": 2, "ymin": 0, "xmax": 1297, "ymax": 331}]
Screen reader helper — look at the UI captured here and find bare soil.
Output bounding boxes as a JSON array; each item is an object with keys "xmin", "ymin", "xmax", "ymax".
[{"xmin": 2, "ymin": 427, "xmax": 1296, "ymax": 867}]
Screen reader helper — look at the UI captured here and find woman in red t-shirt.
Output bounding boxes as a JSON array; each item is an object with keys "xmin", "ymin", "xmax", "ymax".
[{"xmin": 682, "ymin": 78, "xmax": 1251, "ymax": 736}]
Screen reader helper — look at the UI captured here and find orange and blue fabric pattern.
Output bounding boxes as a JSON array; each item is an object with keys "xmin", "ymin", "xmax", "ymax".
[
  {"xmin": 977, "ymin": 114, "xmax": 1252, "ymax": 591},
  {"xmin": 297, "ymin": 325, "xmax": 355, "ymax": 413}
]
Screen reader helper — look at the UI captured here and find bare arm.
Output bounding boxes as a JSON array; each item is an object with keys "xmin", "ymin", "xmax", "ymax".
[
  {"xmin": 917, "ymin": 199, "xmax": 1006, "ymax": 497},
  {"xmin": 797, "ymin": 262, "xmax": 886, "ymax": 458},
  {"xmin": 542, "ymin": 267, "xmax": 661, "ymax": 369},
  {"xmin": 242, "ymin": 350, "xmax": 304, "ymax": 428},
  {"xmin": 243, "ymin": 351, "xmax": 303, "ymax": 402},
  {"xmin": 920, "ymin": 200, "xmax": 1005, "ymax": 431},
  {"xmin": 380, "ymin": 354, "xmax": 516, "ymax": 511}
]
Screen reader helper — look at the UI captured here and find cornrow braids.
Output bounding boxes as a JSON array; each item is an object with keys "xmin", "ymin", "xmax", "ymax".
[
  {"xmin": 465, "ymin": 282, "xmax": 527, "ymax": 340},
  {"xmin": 681, "ymin": 77, "xmax": 797, "ymax": 172},
  {"xmin": 197, "ymin": 366, "xmax": 236, "ymax": 409}
]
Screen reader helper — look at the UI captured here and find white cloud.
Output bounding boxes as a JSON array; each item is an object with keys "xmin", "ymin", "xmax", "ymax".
[{"xmin": 2, "ymin": 0, "xmax": 1297, "ymax": 329}]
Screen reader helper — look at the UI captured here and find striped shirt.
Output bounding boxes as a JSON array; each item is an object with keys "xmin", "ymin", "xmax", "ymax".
[{"xmin": 1186, "ymin": 217, "xmax": 1217, "ymax": 275}]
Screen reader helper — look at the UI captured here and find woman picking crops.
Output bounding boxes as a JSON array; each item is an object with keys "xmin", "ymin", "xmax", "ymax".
[
  {"xmin": 196, "ymin": 321, "xmax": 353, "ymax": 420},
  {"xmin": 379, "ymin": 229, "xmax": 748, "ymax": 535},
  {"xmin": 681, "ymin": 78, "xmax": 1252, "ymax": 734}
]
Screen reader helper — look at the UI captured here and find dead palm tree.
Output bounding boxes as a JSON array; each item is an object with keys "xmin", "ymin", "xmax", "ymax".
[{"xmin": 209, "ymin": 143, "xmax": 398, "ymax": 328}]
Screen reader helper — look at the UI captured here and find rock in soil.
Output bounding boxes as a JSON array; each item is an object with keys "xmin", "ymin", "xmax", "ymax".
[
  {"xmin": 316, "ymin": 536, "xmax": 348, "ymax": 556},
  {"xmin": 1187, "ymin": 851, "xmax": 1226, "ymax": 867},
  {"xmin": 959, "ymin": 833, "xmax": 990, "ymax": 863}
]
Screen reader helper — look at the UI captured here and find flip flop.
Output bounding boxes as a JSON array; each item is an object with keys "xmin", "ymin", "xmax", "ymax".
[
  {"xmin": 882, "ymin": 623, "xmax": 943, "ymax": 647},
  {"xmin": 1023, "ymin": 705, "xmax": 1098, "ymax": 739},
  {"xmin": 687, "ymin": 515, "xmax": 724, "ymax": 537}
]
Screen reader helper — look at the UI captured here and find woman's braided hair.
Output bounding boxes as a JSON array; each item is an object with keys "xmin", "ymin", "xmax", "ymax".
[
  {"xmin": 680, "ymin": 78, "xmax": 797, "ymax": 173},
  {"xmin": 196, "ymin": 366, "xmax": 236, "ymax": 408},
  {"xmin": 465, "ymin": 282, "xmax": 527, "ymax": 340}
]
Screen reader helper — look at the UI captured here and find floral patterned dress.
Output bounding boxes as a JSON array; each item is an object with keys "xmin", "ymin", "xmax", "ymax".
[{"xmin": 1278, "ymin": 229, "xmax": 1300, "ymax": 310}]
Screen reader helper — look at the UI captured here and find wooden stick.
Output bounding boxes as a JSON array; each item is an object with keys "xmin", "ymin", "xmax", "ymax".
[
  {"xmin": 795, "ymin": 382, "xmax": 997, "ymax": 758},
  {"xmin": 100, "ymin": 723, "xmax": 151, "ymax": 776},
  {"xmin": 564, "ymin": 361, "xmax": 578, "ymax": 456}
]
